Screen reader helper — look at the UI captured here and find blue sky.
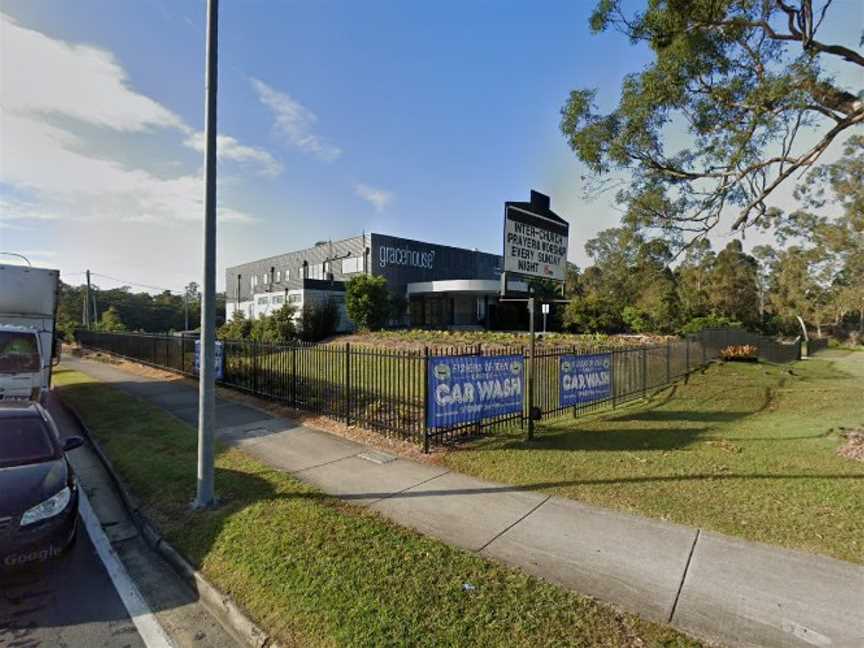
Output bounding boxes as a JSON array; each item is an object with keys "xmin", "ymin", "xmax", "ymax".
[{"xmin": 1, "ymin": 1, "xmax": 861, "ymax": 292}]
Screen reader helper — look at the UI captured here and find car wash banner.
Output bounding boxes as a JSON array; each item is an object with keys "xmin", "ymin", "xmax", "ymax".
[
  {"xmin": 427, "ymin": 354, "xmax": 524, "ymax": 428},
  {"xmin": 559, "ymin": 353, "xmax": 612, "ymax": 407}
]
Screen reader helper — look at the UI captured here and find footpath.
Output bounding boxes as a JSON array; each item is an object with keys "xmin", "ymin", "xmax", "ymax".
[{"xmin": 61, "ymin": 356, "xmax": 864, "ymax": 648}]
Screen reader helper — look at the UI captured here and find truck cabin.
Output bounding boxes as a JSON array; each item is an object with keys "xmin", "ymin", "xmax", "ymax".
[
  {"xmin": 0, "ymin": 329, "xmax": 42, "ymax": 401},
  {"xmin": 0, "ymin": 330, "xmax": 40, "ymax": 373}
]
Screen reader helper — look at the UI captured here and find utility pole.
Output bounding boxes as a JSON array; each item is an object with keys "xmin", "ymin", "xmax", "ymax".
[
  {"xmin": 527, "ymin": 293, "xmax": 535, "ymax": 440},
  {"xmin": 85, "ymin": 270, "xmax": 92, "ymax": 329},
  {"xmin": 194, "ymin": 0, "xmax": 219, "ymax": 510}
]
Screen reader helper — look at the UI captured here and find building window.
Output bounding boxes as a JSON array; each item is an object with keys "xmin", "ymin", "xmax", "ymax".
[
  {"xmin": 276, "ymin": 271, "xmax": 281, "ymax": 283},
  {"xmin": 272, "ymin": 295, "xmax": 284, "ymax": 305},
  {"xmin": 288, "ymin": 293, "xmax": 301, "ymax": 304},
  {"xmin": 286, "ymin": 269, "xmax": 291, "ymax": 281},
  {"xmin": 342, "ymin": 256, "xmax": 363, "ymax": 274},
  {"xmin": 257, "ymin": 296, "xmax": 269, "ymax": 306},
  {"xmin": 262, "ymin": 273, "xmax": 268, "ymax": 285},
  {"xmin": 308, "ymin": 263, "xmax": 325, "ymax": 280}
]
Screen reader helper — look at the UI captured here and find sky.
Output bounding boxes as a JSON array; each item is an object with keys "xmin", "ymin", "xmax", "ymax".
[{"xmin": 1, "ymin": 0, "xmax": 861, "ymax": 294}]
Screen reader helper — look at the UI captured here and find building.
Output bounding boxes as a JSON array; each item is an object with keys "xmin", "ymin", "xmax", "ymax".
[{"xmin": 226, "ymin": 192, "xmax": 563, "ymax": 331}]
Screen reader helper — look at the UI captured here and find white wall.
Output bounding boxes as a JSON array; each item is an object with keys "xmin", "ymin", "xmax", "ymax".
[{"xmin": 226, "ymin": 289, "xmax": 352, "ymax": 333}]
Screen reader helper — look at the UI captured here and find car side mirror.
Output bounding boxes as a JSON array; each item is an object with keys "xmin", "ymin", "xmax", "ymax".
[{"xmin": 63, "ymin": 436, "xmax": 84, "ymax": 452}]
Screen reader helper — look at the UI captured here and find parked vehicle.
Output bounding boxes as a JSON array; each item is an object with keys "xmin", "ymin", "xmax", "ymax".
[
  {"xmin": 0, "ymin": 401, "xmax": 82, "ymax": 569},
  {"xmin": 0, "ymin": 265, "xmax": 61, "ymax": 402}
]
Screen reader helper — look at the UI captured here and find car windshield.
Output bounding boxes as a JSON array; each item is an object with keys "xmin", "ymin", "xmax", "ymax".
[
  {"xmin": 0, "ymin": 417, "xmax": 59, "ymax": 468},
  {"xmin": 0, "ymin": 332, "xmax": 40, "ymax": 373}
]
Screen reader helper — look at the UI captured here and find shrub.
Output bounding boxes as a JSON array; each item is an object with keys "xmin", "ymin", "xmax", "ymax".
[
  {"xmin": 678, "ymin": 314, "xmax": 743, "ymax": 335},
  {"xmin": 97, "ymin": 306, "xmax": 127, "ymax": 332},
  {"xmin": 346, "ymin": 275, "xmax": 390, "ymax": 330},
  {"xmin": 720, "ymin": 345, "xmax": 758, "ymax": 361},
  {"xmin": 621, "ymin": 306, "xmax": 652, "ymax": 334},
  {"xmin": 218, "ymin": 310, "xmax": 253, "ymax": 341},
  {"xmin": 298, "ymin": 298, "xmax": 340, "ymax": 342}
]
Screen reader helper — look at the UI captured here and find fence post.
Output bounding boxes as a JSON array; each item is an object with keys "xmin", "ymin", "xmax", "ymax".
[
  {"xmin": 252, "ymin": 341, "xmax": 259, "ymax": 395},
  {"xmin": 686, "ymin": 336, "xmax": 691, "ymax": 375},
  {"xmin": 422, "ymin": 346, "xmax": 430, "ymax": 454},
  {"xmin": 641, "ymin": 347, "xmax": 647, "ymax": 398},
  {"xmin": 473, "ymin": 344, "xmax": 483, "ymax": 434},
  {"xmin": 345, "ymin": 343, "xmax": 351, "ymax": 426},
  {"xmin": 291, "ymin": 345, "xmax": 297, "ymax": 408},
  {"xmin": 610, "ymin": 349, "xmax": 617, "ymax": 409},
  {"xmin": 666, "ymin": 339, "xmax": 671, "ymax": 384},
  {"xmin": 152, "ymin": 335, "xmax": 157, "ymax": 365}
]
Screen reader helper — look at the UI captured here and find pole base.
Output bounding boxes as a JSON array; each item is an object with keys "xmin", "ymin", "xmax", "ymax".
[{"xmin": 190, "ymin": 496, "xmax": 221, "ymax": 511}]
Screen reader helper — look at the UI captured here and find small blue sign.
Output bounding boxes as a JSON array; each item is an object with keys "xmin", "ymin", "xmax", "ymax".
[
  {"xmin": 560, "ymin": 353, "xmax": 612, "ymax": 407},
  {"xmin": 194, "ymin": 340, "xmax": 224, "ymax": 381},
  {"xmin": 427, "ymin": 354, "xmax": 524, "ymax": 428}
]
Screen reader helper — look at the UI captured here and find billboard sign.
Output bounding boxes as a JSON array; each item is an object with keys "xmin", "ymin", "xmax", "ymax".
[
  {"xmin": 194, "ymin": 340, "xmax": 224, "ymax": 381},
  {"xmin": 427, "ymin": 354, "xmax": 524, "ymax": 428},
  {"xmin": 559, "ymin": 353, "xmax": 612, "ymax": 407},
  {"xmin": 503, "ymin": 202, "xmax": 569, "ymax": 282}
]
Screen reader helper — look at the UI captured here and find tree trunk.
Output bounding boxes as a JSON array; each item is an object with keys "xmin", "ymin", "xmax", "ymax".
[{"xmin": 859, "ymin": 305, "xmax": 863, "ymax": 334}]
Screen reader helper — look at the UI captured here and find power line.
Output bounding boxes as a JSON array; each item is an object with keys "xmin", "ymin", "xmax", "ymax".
[{"xmin": 89, "ymin": 272, "xmax": 185, "ymax": 294}]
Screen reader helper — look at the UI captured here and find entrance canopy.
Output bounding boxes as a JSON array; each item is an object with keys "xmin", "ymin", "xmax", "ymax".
[
  {"xmin": 405, "ymin": 278, "xmax": 527, "ymax": 296},
  {"xmin": 405, "ymin": 278, "xmax": 529, "ymax": 329}
]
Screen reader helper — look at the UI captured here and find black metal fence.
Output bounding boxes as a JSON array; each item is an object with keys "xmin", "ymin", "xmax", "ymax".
[
  {"xmin": 805, "ymin": 337, "xmax": 829, "ymax": 356},
  {"xmin": 75, "ymin": 327, "xmax": 803, "ymax": 450}
]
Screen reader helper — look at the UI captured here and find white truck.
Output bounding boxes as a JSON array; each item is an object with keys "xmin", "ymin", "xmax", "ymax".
[{"xmin": 0, "ymin": 264, "xmax": 61, "ymax": 402}]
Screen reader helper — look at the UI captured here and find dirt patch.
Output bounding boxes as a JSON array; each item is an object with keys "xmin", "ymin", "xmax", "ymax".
[
  {"xmin": 837, "ymin": 428, "xmax": 864, "ymax": 463},
  {"xmin": 74, "ymin": 346, "xmax": 186, "ymax": 383}
]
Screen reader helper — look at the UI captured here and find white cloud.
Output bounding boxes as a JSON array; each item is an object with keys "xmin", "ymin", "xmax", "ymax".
[
  {"xmin": 354, "ymin": 183, "xmax": 394, "ymax": 212},
  {"xmin": 1, "ymin": 13, "xmax": 184, "ymax": 132},
  {"xmin": 0, "ymin": 12, "xmax": 260, "ymax": 230},
  {"xmin": 183, "ymin": 132, "xmax": 283, "ymax": 176},
  {"xmin": 251, "ymin": 78, "xmax": 342, "ymax": 161},
  {"xmin": 0, "ymin": 197, "xmax": 63, "ymax": 225}
]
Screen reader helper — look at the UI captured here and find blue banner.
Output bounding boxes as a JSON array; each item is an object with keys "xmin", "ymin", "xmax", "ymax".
[
  {"xmin": 194, "ymin": 340, "xmax": 224, "ymax": 381},
  {"xmin": 427, "ymin": 354, "xmax": 524, "ymax": 428},
  {"xmin": 560, "ymin": 353, "xmax": 612, "ymax": 407}
]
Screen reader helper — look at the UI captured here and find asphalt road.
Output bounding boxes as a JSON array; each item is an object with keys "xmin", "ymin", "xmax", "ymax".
[
  {"xmin": 0, "ymin": 394, "xmax": 238, "ymax": 648},
  {"xmin": 0, "ymin": 527, "xmax": 147, "ymax": 648}
]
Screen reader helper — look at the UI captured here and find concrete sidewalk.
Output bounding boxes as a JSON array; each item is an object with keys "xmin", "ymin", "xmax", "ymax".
[{"xmin": 62, "ymin": 356, "xmax": 864, "ymax": 648}]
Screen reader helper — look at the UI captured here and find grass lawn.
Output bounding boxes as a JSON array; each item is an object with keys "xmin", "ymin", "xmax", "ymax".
[
  {"xmin": 441, "ymin": 350, "xmax": 864, "ymax": 564},
  {"xmin": 54, "ymin": 368, "xmax": 699, "ymax": 648}
]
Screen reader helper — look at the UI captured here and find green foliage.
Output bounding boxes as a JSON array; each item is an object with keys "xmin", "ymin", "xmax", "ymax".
[
  {"xmin": 678, "ymin": 315, "xmax": 742, "ymax": 336},
  {"xmin": 563, "ymin": 291, "xmax": 622, "ymax": 333},
  {"xmin": 345, "ymin": 275, "xmax": 390, "ymax": 331},
  {"xmin": 56, "ymin": 281, "xmax": 226, "ymax": 335},
  {"xmin": 298, "ymin": 298, "xmax": 340, "ymax": 342},
  {"xmin": 217, "ymin": 310, "xmax": 253, "ymax": 341},
  {"xmin": 217, "ymin": 305, "xmax": 298, "ymax": 344},
  {"xmin": 621, "ymin": 306, "xmax": 651, "ymax": 334},
  {"xmin": 561, "ymin": 1, "xmax": 862, "ymax": 244},
  {"xmin": 96, "ymin": 306, "xmax": 127, "ymax": 332},
  {"xmin": 706, "ymin": 240, "xmax": 760, "ymax": 327}
]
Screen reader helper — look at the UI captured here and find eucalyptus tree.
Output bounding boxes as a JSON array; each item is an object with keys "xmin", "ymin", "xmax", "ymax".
[{"xmin": 561, "ymin": 0, "xmax": 863, "ymax": 247}]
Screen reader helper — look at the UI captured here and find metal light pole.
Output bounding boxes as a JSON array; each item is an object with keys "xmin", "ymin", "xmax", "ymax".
[{"xmin": 194, "ymin": 0, "xmax": 219, "ymax": 509}]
